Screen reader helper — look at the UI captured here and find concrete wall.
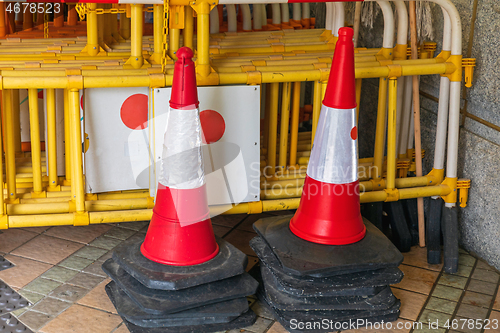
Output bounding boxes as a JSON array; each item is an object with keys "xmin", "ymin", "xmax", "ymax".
[{"xmin": 356, "ymin": 0, "xmax": 500, "ymax": 269}]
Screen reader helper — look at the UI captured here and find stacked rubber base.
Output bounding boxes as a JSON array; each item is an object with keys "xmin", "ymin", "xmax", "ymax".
[
  {"xmin": 103, "ymin": 235, "xmax": 259, "ymax": 333},
  {"xmin": 249, "ymin": 215, "xmax": 405, "ymax": 333}
]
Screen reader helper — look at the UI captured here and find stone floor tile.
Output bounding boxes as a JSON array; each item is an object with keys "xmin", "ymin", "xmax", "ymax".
[
  {"xmin": 73, "ymin": 246, "xmax": 108, "ymax": 261},
  {"xmin": 211, "ymin": 214, "xmax": 247, "ymax": 227},
  {"xmin": 11, "ymin": 235, "xmax": 84, "ymax": 265},
  {"xmin": 438, "ymin": 274, "xmax": 468, "ymax": 289},
  {"xmin": 489, "ymin": 310, "xmax": 500, "ymax": 323},
  {"xmin": 343, "ymin": 319, "xmax": 414, "ymax": 333},
  {"xmin": 18, "ymin": 310, "xmax": 54, "ymax": 331},
  {"xmin": 42, "ymin": 266, "xmax": 80, "ymax": 283},
  {"xmin": 237, "ymin": 214, "xmax": 274, "ymax": 233},
  {"xmin": 425, "ymin": 297, "xmax": 458, "ymax": 315},
  {"xmin": 419, "ymin": 309, "xmax": 452, "ymax": 328},
  {"xmin": 456, "ymin": 304, "xmax": 489, "ymax": 320},
  {"xmin": 475, "ymin": 260, "xmax": 495, "ymax": 271},
  {"xmin": 112, "ymin": 323, "xmax": 130, "ymax": 333},
  {"xmin": 251, "ymin": 300, "xmax": 274, "ymax": 320},
  {"xmin": 44, "ymin": 225, "xmax": 113, "ymax": 244},
  {"xmin": 115, "ymin": 222, "xmax": 149, "ymax": 231},
  {"xmin": 391, "ymin": 288, "xmax": 427, "ymax": 321},
  {"xmin": 18, "ymin": 290, "xmax": 45, "ymax": 305},
  {"xmin": 82, "ymin": 262, "xmax": 107, "ymax": 277},
  {"xmin": 212, "ymin": 225, "xmax": 232, "ymax": 238},
  {"xmin": 89, "ymin": 237, "xmax": 123, "ymax": 251},
  {"xmin": 462, "ymin": 291, "xmax": 493, "ymax": 308},
  {"xmin": 452, "ymin": 316, "xmax": 482, "ymax": 333},
  {"xmin": 246, "ymin": 256, "xmax": 259, "ymax": 272},
  {"xmin": 412, "ymin": 328, "xmax": 446, "ymax": 333},
  {"xmin": 0, "ymin": 228, "xmax": 38, "ymax": 253},
  {"xmin": 39, "ymin": 304, "xmax": 122, "ymax": 333},
  {"xmin": 77, "ymin": 279, "xmax": 116, "ymax": 314},
  {"xmin": 467, "ymin": 279, "xmax": 497, "ymax": 295},
  {"xmin": 0, "ymin": 255, "xmax": 52, "ymax": 289},
  {"xmin": 395, "ymin": 265, "xmax": 440, "ymax": 294},
  {"xmin": 493, "ymin": 288, "xmax": 500, "ymax": 311},
  {"xmin": 31, "ymin": 297, "xmax": 71, "ymax": 316},
  {"xmin": 11, "ymin": 307, "xmax": 28, "ymax": 317},
  {"xmin": 48, "ymin": 284, "xmax": 89, "ymax": 303},
  {"xmin": 58, "ymin": 255, "xmax": 93, "ymax": 271},
  {"xmin": 103, "ymin": 227, "xmax": 136, "ymax": 240},
  {"xmin": 471, "ymin": 268, "xmax": 500, "ymax": 284},
  {"xmin": 458, "ymin": 255, "xmax": 476, "ymax": 267},
  {"xmin": 243, "ymin": 316, "xmax": 273, "ymax": 333},
  {"xmin": 223, "ymin": 230, "xmax": 258, "ymax": 256},
  {"xmin": 432, "ymin": 285, "xmax": 463, "ymax": 301},
  {"xmin": 96, "ymin": 251, "xmax": 113, "ymax": 263},
  {"xmin": 455, "ymin": 265, "xmax": 474, "ymax": 278},
  {"xmin": 67, "ymin": 272, "xmax": 105, "ymax": 290},
  {"xmin": 20, "ymin": 226, "xmax": 51, "ymax": 234},
  {"xmin": 264, "ymin": 322, "xmax": 288, "ymax": 333},
  {"xmin": 402, "ymin": 246, "xmax": 443, "ymax": 272},
  {"xmin": 22, "ymin": 278, "xmax": 62, "ymax": 295}
]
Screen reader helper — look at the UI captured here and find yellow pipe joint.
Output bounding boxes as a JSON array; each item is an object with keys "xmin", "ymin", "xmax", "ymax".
[
  {"xmin": 445, "ymin": 54, "xmax": 463, "ymax": 82},
  {"xmin": 426, "ymin": 168, "xmax": 445, "ymax": 186},
  {"xmin": 441, "ymin": 177, "xmax": 458, "ymax": 204}
]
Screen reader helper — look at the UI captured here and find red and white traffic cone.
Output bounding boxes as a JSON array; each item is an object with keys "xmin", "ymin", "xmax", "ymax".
[
  {"xmin": 140, "ymin": 47, "xmax": 219, "ymax": 266},
  {"xmin": 289, "ymin": 27, "xmax": 366, "ymax": 245}
]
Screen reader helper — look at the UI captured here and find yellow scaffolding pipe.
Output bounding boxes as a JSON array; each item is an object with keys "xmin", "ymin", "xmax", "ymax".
[
  {"xmin": 183, "ymin": 6, "xmax": 194, "ymax": 49},
  {"xmin": 278, "ymin": 82, "xmax": 291, "ymax": 169},
  {"xmin": 129, "ymin": 4, "xmax": 144, "ymax": 69},
  {"xmin": 2, "ymin": 89, "xmax": 16, "ymax": 202},
  {"xmin": 289, "ymin": 82, "xmax": 301, "ymax": 167},
  {"xmin": 46, "ymin": 89, "xmax": 59, "ymax": 191},
  {"xmin": 86, "ymin": 4, "xmax": 99, "ymax": 56},
  {"xmin": 169, "ymin": 28, "xmax": 181, "ymax": 60},
  {"xmin": 69, "ymin": 89, "xmax": 85, "ymax": 213},
  {"xmin": 311, "ymin": 81, "xmax": 322, "ymax": 143},
  {"xmin": 64, "ymin": 89, "xmax": 72, "ymax": 186},
  {"xmin": 120, "ymin": 9, "xmax": 131, "ymax": 40},
  {"xmin": 386, "ymin": 79, "xmax": 398, "ymax": 190},
  {"xmin": 267, "ymin": 83, "xmax": 279, "ymax": 174},
  {"xmin": 194, "ymin": 2, "xmax": 210, "ymax": 77},
  {"xmin": 151, "ymin": 4, "xmax": 163, "ymax": 64},
  {"xmin": 28, "ymin": 89, "xmax": 44, "ymax": 197},
  {"xmin": 373, "ymin": 77, "xmax": 388, "ymax": 180}
]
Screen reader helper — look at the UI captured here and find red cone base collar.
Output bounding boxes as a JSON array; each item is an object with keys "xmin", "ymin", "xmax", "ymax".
[
  {"xmin": 141, "ymin": 185, "xmax": 219, "ymax": 266},
  {"xmin": 290, "ymin": 176, "xmax": 366, "ymax": 245}
]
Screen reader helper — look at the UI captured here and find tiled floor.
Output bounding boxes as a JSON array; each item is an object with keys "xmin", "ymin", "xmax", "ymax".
[{"xmin": 0, "ymin": 212, "xmax": 499, "ymax": 333}]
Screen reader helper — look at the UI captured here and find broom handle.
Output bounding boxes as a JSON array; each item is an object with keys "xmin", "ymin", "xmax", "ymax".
[
  {"xmin": 409, "ymin": 1, "xmax": 425, "ymax": 247},
  {"xmin": 353, "ymin": 2, "xmax": 362, "ymax": 48}
]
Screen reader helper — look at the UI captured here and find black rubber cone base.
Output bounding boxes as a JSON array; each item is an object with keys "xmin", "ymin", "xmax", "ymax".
[
  {"xmin": 102, "ymin": 259, "xmax": 258, "ymax": 315},
  {"xmin": 120, "ymin": 310, "xmax": 257, "ymax": 333},
  {"xmin": 442, "ymin": 206, "xmax": 459, "ymax": 274},
  {"xmin": 112, "ymin": 235, "xmax": 247, "ymax": 290},
  {"xmin": 427, "ymin": 198, "xmax": 443, "ymax": 264},
  {"xmin": 105, "ymin": 281, "xmax": 249, "ymax": 327},
  {"xmin": 384, "ymin": 201, "xmax": 412, "ymax": 252},
  {"xmin": 258, "ymin": 267, "xmax": 397, "ymax": 311},
  {"xmin": 258, "ymin": 291, "xmax": 400, "ymax": 333},
  {"xmin": 253, "ymin": 216, "xmax": 403, "ymax": 277},
  {"xmin": 250, "ymin": 236, "xmax": 403, "ymax": 296}
]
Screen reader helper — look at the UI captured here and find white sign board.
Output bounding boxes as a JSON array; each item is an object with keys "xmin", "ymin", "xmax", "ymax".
[{"xmin": 83, "ymin": 85, "xmax": 260, "ymax": 205}]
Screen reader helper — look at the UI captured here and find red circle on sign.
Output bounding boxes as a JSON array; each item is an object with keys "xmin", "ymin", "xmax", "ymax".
[
  {"xmin": 200, "ymin": 109, "xmax": 225, "ymax": 144},
  {"xmin": 350, "ymin": 126, "xmax": 357, "ymax": 140},
  {"xmin": 120, "ymin": 94, "xmax": 149, "ymax": 130}
]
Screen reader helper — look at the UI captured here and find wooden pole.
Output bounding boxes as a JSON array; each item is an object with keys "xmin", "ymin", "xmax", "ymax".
[
  {"xmin": 409, "ymin": 1, "xmax": 425, "ymax": 247},
  {"xmin": 353, "ymin": 2, "xmax": 362, "ymax": 48}
]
